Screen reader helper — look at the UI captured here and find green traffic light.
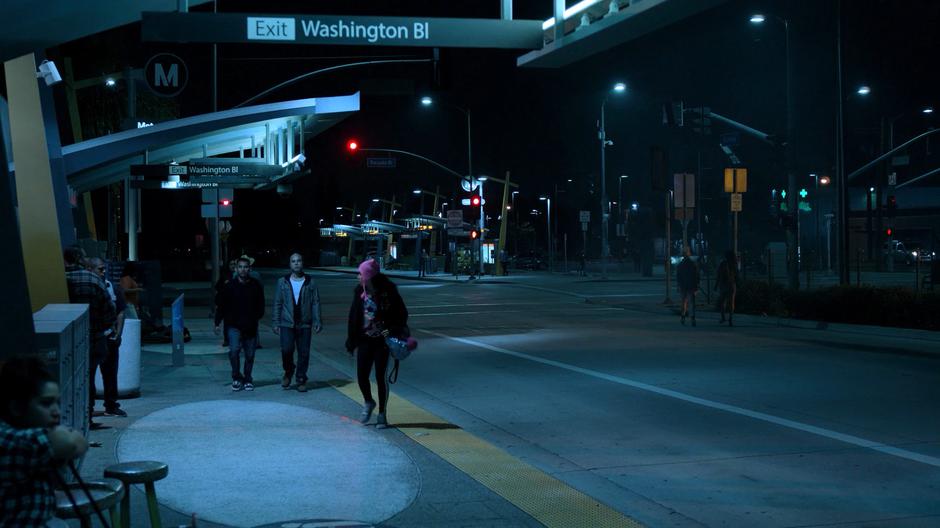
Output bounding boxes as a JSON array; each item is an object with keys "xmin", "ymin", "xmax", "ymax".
[
  {"xmin": 799, "ymin": 188, "xmax": 808, "ymax": 199},
  {"xmin": 781, "ymin": 190, "xmax": 787, "ymax": 199}
]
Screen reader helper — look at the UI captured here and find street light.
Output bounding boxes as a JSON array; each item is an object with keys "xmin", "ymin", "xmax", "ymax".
[
  {"xmin": 857, "ymin": 85, "xmax": 871, "ymax": 96},
  {"xmin": 750, "ymin": 12, "xmax": 798, "ymax": 289},
  {"xmin": 599, "ymin": 81, "xmax": 627, "ymax": 279},
  {"xmin": 923, "ymin": 106, "xmax": 934, "ymax": 114},
  {"xmin": 539, "ymin": 196, "xmax": 553, "ymax": 271},
  {"xmin": 419, "ymin": 96, "xmax": 472, "ymax": 178}
]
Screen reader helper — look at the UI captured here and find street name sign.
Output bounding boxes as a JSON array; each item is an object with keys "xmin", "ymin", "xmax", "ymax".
[
  {"xmin": 142, "ymin": 12, "xmax": 543, "ymax": 49},
  {"xmin": 579, "ymin": 210, "xmax": 591, "ymax": 222},
  {"xmin": 366, "ymin": 157, "xmax": 397, "ymax": 168}
]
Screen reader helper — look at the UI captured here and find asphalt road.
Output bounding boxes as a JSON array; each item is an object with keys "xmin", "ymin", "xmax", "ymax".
[{"xmin": 296, "ymin": 270, "xmax": 940, "ymax": 527}]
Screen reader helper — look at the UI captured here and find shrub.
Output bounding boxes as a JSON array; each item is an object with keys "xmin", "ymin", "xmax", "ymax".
[{"xmin": 735, "ymin": 281, "xmax": 940, "ymax": 331}]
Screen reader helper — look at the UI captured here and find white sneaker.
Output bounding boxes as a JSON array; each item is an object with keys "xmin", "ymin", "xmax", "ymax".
[{"xmin": 359, "ymin": 401, "xmax": 376, "ymax": 424}]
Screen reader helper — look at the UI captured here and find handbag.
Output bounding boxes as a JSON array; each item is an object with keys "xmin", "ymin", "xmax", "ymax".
[{"xmin": 382, "ymin": 325, "xmax": 417, "ymax": 361}]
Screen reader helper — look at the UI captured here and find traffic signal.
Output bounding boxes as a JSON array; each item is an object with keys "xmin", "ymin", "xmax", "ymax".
[
  {"xmin": 798, "ymin": 188, "xmax": 811, "ymax": 212},
  {"xmin": 691, "ymin": 106, "xmax": 711, "ymax": 135},
  {"xmin": 885, "ymin": 227, "xmax": 893, "ymax": 237},
  {"xmin": 218, "ymin": 189, "xmax": 233, "ymax": 218},
  {"xmin": 470, "ymin": 195, "xmax": 481, "ymax": 207},
  {"xmin": 470, "ymin": 228, "xmax": 479, "ymax": 239},
  {"xmin": 887, "ymin": 195, "xmax": 897, "ymax": 217},
  {"xmin": 346, "ymin": 139, "xmax": 359, "ymax": 152}
]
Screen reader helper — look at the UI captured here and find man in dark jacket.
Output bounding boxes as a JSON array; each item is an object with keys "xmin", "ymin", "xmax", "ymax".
[
  {"xmin": 215, "ymin": 257, "xmax": 265, "ymax": 391},
  {"xmin": 272, "ymin": 253, "xmax": 322, "ymax": 393},
  {"xmin": 676, "ymin": 246, "xmax": 700, "ymax": 326},
  {"xmin": 63, "ymin": 246, "xmax": 115, "ymax": 429}
]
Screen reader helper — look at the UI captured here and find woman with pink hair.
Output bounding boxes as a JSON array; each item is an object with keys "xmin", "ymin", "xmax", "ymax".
[{"xmin": 345, "ymin": 259, "xmax": 408, "ymax": 429}]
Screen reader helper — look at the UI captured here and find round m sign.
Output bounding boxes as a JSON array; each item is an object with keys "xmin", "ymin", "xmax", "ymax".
[{"xmin": 144, "ymin": 53, "xmax": 188, "ymax": 97}]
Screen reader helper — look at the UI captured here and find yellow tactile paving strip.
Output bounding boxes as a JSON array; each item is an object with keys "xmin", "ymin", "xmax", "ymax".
[{"xmin": 331, "ymin": 381, "xmax": 645, "ymax": 528}]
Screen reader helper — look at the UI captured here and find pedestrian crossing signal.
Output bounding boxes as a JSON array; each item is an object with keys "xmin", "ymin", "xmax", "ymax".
[{"xmin": 470, "ymin": 229, "xmax": 479, "ymax": 239}]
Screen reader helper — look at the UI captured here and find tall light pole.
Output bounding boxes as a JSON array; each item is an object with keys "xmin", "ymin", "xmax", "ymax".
[
  {"xmin": 540, "ymin": 196, "xmax": 552, "ymax": 272},
  {"xmin": 752, "ymin": 13, "xmax": 797, "ymax": 289},
  {"xmin": 619, "ymin": 174, "xmax": 628, "ymax": 255},
  {"xmin": 421, "ymin": 96, "xmax": 471, "ymax": 180},
  {"xmin": 599, "ymin": 82, "xmax": 627, "ymax": 279},
  {"xmin": 810, "ymin": 174, "xmax": 831, "ymax": 270}
]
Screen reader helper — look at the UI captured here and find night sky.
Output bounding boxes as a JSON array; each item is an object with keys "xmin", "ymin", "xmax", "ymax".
[{"xmin": 42, "ymin": 0, "xmax": 940, "ymax": 267}]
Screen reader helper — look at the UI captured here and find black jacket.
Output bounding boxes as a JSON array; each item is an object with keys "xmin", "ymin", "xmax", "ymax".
[
  {"xmin": 346, "ymin": 276, "xmax": 408, "ymax": 352},
  {"xmin": 676, "ymin": 257, "xmax": 700, "ymax": 291},
  {"xmin": 215, "ymin": 276, "xmax": 265, "ymax": 337}
]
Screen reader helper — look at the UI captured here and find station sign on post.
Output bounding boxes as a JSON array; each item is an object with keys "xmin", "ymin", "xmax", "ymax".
[
  {"xmin": 724, "ymin": 167, "xmax": 747, "ymax": 254},
  {"xmin": 580, "ymin": 210, "xmax": 590, "ymax": 232},
  {"xmin": 723, "ymin": 168, "xmax": 747, "ymax": 193}
]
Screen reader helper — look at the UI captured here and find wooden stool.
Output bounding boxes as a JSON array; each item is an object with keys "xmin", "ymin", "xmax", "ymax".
[
  {"xmin": 104, "ymin": 461, "xmax": 169, "ymax": 528},
  {"xmin": 55, "ymin": 477, "xmax": 124, "ymax": 528}
]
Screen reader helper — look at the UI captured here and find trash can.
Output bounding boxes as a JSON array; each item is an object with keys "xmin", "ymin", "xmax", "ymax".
[{"xmin": 95, "ymin": 318, "xmax": 141, "ymax": 398}]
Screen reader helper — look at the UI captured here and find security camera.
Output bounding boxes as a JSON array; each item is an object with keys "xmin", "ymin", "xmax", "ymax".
[{"xmin": 36, "ymin": 60, "xmax": 62, "ymax": 86}]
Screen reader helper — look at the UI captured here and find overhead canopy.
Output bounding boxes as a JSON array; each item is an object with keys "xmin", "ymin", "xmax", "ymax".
[
  {"xmin": 518, "ymin": 0, "xmax": 727, "ymax": 68},
  {"xmin": 0, "ymin": 0, "xmax": 212, "ymax": 62},
  {"xmin": 63, "ymin": 93, "xmax": 360, "ymax": 192}
]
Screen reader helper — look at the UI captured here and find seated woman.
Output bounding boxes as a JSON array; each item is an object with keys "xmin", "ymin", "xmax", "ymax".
[{"xmin": 1, "ymin": 357, "xmax": 89, "ymax": 527}]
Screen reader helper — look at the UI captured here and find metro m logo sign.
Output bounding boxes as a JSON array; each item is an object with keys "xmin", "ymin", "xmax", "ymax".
[
  {"xmin": 154, "ymin": 63, "xmax": 178, "ymax": 87},
  {"xmin": 144, "ymin": 53, "xmax": 189, "ymax": 97}
]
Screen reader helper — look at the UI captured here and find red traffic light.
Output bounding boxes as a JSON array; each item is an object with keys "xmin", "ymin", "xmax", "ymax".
[
  {"xmin": 885, "ymin": 227, "xmax": 893, "ymax": 237},
  {"xmin": 470, "ymin": 229, "xmax": 479, "ymax": 239},
  {"xmin": 346, "ymin": 139, "xmax": 359, "ymax": 152},
  {"xmin": 470, "ymin": 195, "xmax": 481, "ymax": 207}
]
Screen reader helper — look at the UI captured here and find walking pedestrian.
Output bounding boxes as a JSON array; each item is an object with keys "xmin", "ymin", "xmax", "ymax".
[
  {"xmin": 716, "ymin": 250, "xmax": 738, "ymax": 326},
  {"xmin": 272, "ymin": 253, "xmax": 322, "ymax": 393},
  {"xmin": 88, "ymin": 258, "xmax": 128, "ymax": 417},
  {"xmin": 215, "ymin": 256, "xmax": 265, "ymax": 391},
  {"xmin": 345, "ymin": 259, "xmax": 408, "ymax": 429},
  {"xmin": 118, "ymin": 261, "xmax": 142, "ymax": 319},
  {"xmin": 63, "ymin": 247, "xmax": 115, "ymax": 429},
  {"xmin": 676, "ymin": 246, "xmax": 700, "ymax": 326},
  {"xmin": 1, "ymin": 357, "xmax": 89, "ymax": 527}
]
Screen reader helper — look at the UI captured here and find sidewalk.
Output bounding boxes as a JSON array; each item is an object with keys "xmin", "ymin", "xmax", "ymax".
[{"xmin": 79, "ymin": 307, "xmax": 639, "ymax": 528}]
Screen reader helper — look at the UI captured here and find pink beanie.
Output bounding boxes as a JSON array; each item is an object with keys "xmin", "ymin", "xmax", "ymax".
[{"xmin": 358, "ymin": 259, "xmax": 380, "ymax": 283}]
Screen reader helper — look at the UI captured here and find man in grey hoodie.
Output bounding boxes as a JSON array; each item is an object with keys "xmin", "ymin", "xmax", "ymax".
[{"xmin": 272, "ymin": 253, "xmax": 322, "ymax": 392}]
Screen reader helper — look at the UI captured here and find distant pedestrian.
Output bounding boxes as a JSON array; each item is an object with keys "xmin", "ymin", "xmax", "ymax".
[
  {"xmin": 499, "ymin": 249, "xmax": 510, "ymax": 276},
  {"xmin": 578, "ymin": 251, "xmax": 587, "ymax": 277},
  {"xmin": 88, "ymin": 258, "xmax": 128, "ymax": 417},
  {"xmin": 0, "ymin": 357, "xmax": 89, "ymax": 527},
  {"xmin": 716, "ymin": 250, "xmax": 738, "ymax": 326},
  {"xmin": 118, "ymin": 261, "xmax": 143, "ymax": 319},
  {"xmin": 345, "ymin": 259, "xmax": 408, "ymax": 429},
  {"xmin": 64, "ymin": 247, "xmax": 115, "ymax": 429},
  {"xmin": 419, "ymin": 250, "xmax": 429, "ymax": 278},
  {"xmin": 272, "ymin": 253, "xmax": 322, "ymax": 393},
  {"xmin": 215, "ymin": 256, "xmax": 265, "ymax": 391},
  {"xmin": 676, "ymin": 246, "xmax": 699, "ymax": 326}
]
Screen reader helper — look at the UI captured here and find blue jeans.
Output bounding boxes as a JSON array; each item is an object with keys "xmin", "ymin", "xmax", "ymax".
[
  {"xmin": 227, "ymin": 328, "xmax": 257, "ymax": 383},
  {"xmin": 279, "ymin": 326, "xmax": 312, "ymax": 383}
]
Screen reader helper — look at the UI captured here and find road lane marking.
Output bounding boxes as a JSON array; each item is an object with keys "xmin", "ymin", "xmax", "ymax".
[
  {"xmin": 315, "ymin": 355, "xmax": 645, "ymax": 528},
  {"xmin": 420, "ymin": 330, "xmax": 940, "ymax": 469}
]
